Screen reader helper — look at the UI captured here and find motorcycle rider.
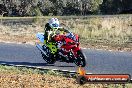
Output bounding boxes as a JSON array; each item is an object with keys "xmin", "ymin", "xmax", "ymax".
[
  {"xmin": 44, "ymin": 18, "xmax": 70, "ymax": 49},
  {"xmin": 39, "ymin": 18, "xmax": 86, "ymax": 66}
]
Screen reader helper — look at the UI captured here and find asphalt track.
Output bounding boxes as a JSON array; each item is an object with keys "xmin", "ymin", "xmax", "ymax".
[{"xmin": 0, "ymin": 42, "xmax": 132, "ymax": 76}]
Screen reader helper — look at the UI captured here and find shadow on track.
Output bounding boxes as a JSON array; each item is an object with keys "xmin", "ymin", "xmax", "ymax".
[
  {"xmin": 0, "ymin": 61, "xmax": 54, "ymax": 66},
  {"xmin": 56, "ymin": 65, "xmax": 75, "ymax": 67},
  {"xmin": 0, "ymin": 61, "xmax": 75, "ymax": 67}
]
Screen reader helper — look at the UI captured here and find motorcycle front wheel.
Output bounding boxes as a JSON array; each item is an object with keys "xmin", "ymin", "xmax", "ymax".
[{"xmin": 74, "ymin": 50, "xmax": 86, "ymax": 67}]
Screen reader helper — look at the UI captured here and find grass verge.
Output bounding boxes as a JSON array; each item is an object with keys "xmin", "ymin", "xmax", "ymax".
[
  {"xmin": 0, "ymin": 65, "xmax": 131, "ymax": 88},
  {"xmin": 0, "ymin": 15, "xmax": 132, "ymax": 51}
]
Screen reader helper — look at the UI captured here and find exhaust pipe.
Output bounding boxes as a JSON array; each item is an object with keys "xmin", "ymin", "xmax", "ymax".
[{"xmin": 36, "ymin": 44, "xmax": 48, "ymax": 57}]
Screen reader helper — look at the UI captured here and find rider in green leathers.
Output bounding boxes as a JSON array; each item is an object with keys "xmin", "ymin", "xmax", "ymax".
[{"xmin": 44, "ymin": 18, "xmax": 70, "ymax": 50}]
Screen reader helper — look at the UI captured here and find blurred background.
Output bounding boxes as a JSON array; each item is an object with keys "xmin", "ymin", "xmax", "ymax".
[
  {"xmin": 0, "ymin": 0, "xmax": 131, "ymax": 51},
  {"xmin": 0, "ymin": 0, "xmax": 132, "ymax": 17}
]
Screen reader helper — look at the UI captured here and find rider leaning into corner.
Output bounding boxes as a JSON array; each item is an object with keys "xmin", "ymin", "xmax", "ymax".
[
  {"xmin": 37, "ymin": 18, "xmax": 86, "ymax": 67},
  {"xmin": 44, "ymin": 18, "xmax": 74, "ymax": 50}
]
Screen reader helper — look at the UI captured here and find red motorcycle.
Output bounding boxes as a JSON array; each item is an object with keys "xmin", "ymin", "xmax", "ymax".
[
  {"xmin": 54, "ymin": 32, "xmax": 86, "ymax": 67},
  {"xmin": 36, "ymin": 32, "xmax": 86, "ymax": 67}
]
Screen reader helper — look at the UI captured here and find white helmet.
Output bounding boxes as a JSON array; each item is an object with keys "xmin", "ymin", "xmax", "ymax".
[{"xmin": 48, "ymin": 18, "xmax": 60, "ymax": 28}]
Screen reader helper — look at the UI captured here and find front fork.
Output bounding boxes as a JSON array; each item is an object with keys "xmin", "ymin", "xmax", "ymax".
[
  {"xmin": 72, "ymin": 46, "xmax": 80, "ymax": 57},
  {"xmin": 68, "ymin": 47, "xmax": 80, "ymax": 62},
  {"xmin": 36, "ymin": 44, "xmax": 48, "ymax": 57}
]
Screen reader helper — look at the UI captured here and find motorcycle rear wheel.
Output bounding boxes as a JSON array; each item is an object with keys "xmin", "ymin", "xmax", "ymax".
[{"xmin": 74, "ymin": 50, "xmax": 86, "ymax": 67}]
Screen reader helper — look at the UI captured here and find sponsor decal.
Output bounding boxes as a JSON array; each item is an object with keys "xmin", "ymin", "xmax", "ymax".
[{"xmin": 77, "ymin": 67, "xmax": 131, "ymax": 84}]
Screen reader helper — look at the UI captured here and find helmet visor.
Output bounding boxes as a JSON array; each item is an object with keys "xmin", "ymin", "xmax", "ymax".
[{"xmin": 52, "ymin": 23, "xmax": 59, "ymax": 28}]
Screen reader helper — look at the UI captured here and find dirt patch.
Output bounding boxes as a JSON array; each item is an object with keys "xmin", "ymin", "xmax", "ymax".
[
  {"xmin": 80, "ymin": 40, "xmax": 132, "ymax": 52},
  {"xmin": 0, "ymin": 70, "xmax": 130, "ymax": 88},
  {"xmin": 0, "ymin": 34, "xmax": 36, "ymax": 45},
  {"xmin": 0, "ymin": 58, "xmax": 131, "ymax": 88},
  {"xmin": 0, "ymin": 16, "xmax": 132, "ymax": 52},
  {"xmin": 0, "ymin": 33, "xmax": 132, "ymax": 52}
]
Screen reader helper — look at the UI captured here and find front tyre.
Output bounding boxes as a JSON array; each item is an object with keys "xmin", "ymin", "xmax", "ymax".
[{"xmin": 74, "ymin": 50, "xmax": 86, "ymax": 67}]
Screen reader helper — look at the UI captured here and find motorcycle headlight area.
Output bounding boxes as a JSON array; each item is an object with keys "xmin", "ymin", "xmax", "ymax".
[
  {"xmin": 67, "ymin": 33, "xmax": 77, "ymax": 41},
  {"xmin": 68, "ymin": 41, "xmax": 75, "ymax": 45}
]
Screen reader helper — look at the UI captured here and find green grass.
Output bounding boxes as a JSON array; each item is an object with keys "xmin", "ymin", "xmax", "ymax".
[
  {"xmin": 0, "ymin": 65, "xmax": 76, "ymax": 77},
  {"xmin": 0, "ymin": 65, "xmax": 59, "ymax": 75}
]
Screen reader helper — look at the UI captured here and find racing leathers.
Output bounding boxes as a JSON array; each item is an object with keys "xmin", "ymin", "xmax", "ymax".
[{"xmin": 44, "ymin": 23, "xmax": 70, "ymax": 48}]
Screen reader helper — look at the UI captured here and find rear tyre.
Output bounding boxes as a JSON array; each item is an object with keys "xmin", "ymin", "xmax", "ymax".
[
  {"xmin": 41, "ymin": 45, "xmax": 56, "ymax": 64},
  {"xmin": 74, "ymin": 50, "xmax": 86, "ymax": 67}
]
